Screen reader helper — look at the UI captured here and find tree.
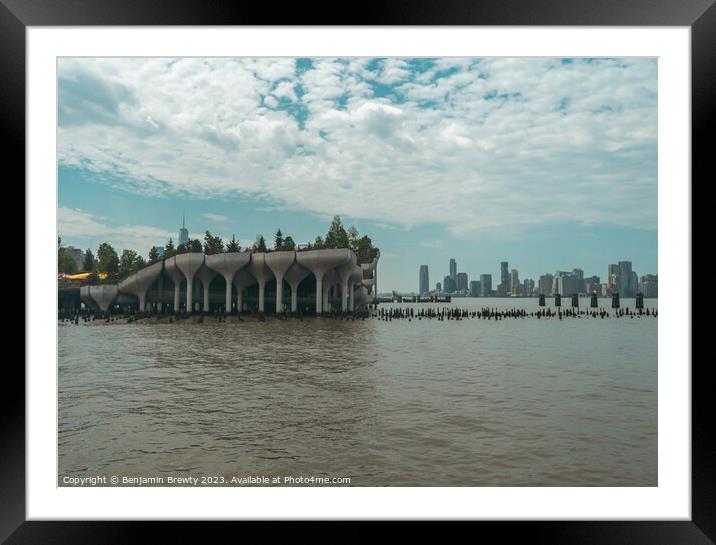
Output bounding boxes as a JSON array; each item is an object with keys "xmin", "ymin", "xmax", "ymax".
[
  {"xmin": 83, "ymin": 249, "xmax": 95, "ymax": 272},
  {"xmin": 355, "ymin": 235, "xmax": 373, "ymax": 255},
  {"xmin": 148, "ymin": 246, "xmax": 159, "ymax": 262},
  {"xmin": 96, "ymin": 242, "xmax": 119, "ymax": 275},
  {"xmin": 253, "ymin": 235, "xmax": 267, "ymax": 253},
  {"xmin": 226, "ymin": 234, "xmax": 241, "ymax": 253},
  {"xmin": 164, "ymin": 238, "xmax": 176, "ymax": 258},
  {"xmin": 347, "ymin": 225, "xmax": 359, "ymax": 251},
  {"xmin": 118, "ymin": 249, "xmax": 146, "ymax": 279},
  {"xmin": 282, "ymin": 236, "xmax": 296, "ymax": 250},
  {"xmin": 313, "ymin": 235, "xmax": 325, "ymax": 249},
  {"xmin": 57, "ymin": 238, "xmax": 78, "ymax": 274},
  {"xmin": 325, "ymin": 215, "xmax": 350, "ymax": 248},
  {"xmin": 203, "ymin": 230, "xmax": 224, "ymax": 255},
  {"xmin": 188, "ymin": 239, "xmax": 203, "ymax": 253},
  {"xmin": 274, "ymin": 229, "xmax": 284, "ymax": 250}
]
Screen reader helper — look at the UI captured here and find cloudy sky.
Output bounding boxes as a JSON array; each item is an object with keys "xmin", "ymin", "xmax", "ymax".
[{"xmin": 58, "ymin": 57, "xmax": 657, "ymax": 291}]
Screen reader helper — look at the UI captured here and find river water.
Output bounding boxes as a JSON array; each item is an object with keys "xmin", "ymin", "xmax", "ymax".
[{"xmin": 58, "ymin": 297, "xmax": 657, "ymax": 486}]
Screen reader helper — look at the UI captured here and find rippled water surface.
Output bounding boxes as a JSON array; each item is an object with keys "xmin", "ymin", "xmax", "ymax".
[{"xmin": 59, "ymin": 298, "xmax": 657, "ymax": 486}]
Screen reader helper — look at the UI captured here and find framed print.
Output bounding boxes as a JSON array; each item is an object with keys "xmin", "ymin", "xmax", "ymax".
[{"xmin": 3, "ymin": 0, "xmax": 713, "ymax": 541}]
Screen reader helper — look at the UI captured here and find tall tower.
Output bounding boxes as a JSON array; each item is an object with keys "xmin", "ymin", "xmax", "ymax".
[
  {"xmin": 179, "ymin": 214, "xmax": 189, "ymax": 246},
  {"xmin": 501, "ymin": 261, "xmax": 509, "ymax": 287},
  {"xmin": 449, "ymin": 258, "xmax": 457, "ymax": 282},
  {"xmin": 419, "ymin": 265, "xmax": 429, "ymax": 296}
]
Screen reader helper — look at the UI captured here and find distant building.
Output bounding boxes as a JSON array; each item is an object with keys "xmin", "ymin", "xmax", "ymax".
[
  {"xmin": 65, "ymin": 246, "xmax": 85, "ymax": 271},
  {"xmin": 443, "ymin": 275, "xmax": 456, "ymax": 293},
  {"xmin": 501, "ymin": 261, "xmax": 509, "ymax": 288},
  {"xmin": 456, "ymin": 272, "xmax": 468, "ymax": 292},
  {"xmin": 153, "ymin": 246, "xmax": 165, "ymax": 258},
  {"xmin": 538, "ymin": 274, "xmax": 553, "ymax": 295},
  {"xmin": 584, "ymin": 275, "xmax": 600, "ymax": 294},
  {"xmin": 419, "ymin": 265, "xmax": 430, "ymax": 296},
  {"xmin": 479, "ymin": 274, "xmax": 492, "ymax": 297},
  {"xmin": 179, "ymin": 214, "xmax": 189, "ymax": 246},
  {"xmin": 638, "ymin": 274, "xmax": 658, "ymax": 297},
  {"xmin": 618, "ymin": 261, "xmax": 633, "ymax": 297},
  {"xmin": 449, "ymin": 259, "xmax": 457, "ymax": 283},
  {"xmin": 470, "ymin": 280, "xmax": 481, "ymax": 297},
  {"xmin": 510, "ymin": 269, "xmax": 520, "ymax": 295},
  {"xmin": 523, "ymin": 278, "xmax": 534, "ymax": 296},
  {"xmin": 436, "ymin": 282, "xmax": 442, "ymax": 292}
]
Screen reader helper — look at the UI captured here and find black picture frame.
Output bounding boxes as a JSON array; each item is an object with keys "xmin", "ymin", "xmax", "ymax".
[{"xmin": 3, "ymin": 0, "xmax": 712, "ymax": 541}]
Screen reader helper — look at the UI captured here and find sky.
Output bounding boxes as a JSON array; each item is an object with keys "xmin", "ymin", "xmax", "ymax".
[{"xmin": 57, "ymin": 57, "xmax": 658, "ymax": 291}]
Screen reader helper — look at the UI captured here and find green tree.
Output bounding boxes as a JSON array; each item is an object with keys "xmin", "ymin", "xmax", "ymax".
[
  {"xmin": 96, "ymin": 242, "xmax": 119, "ymax": 275},
  {"xmin": 282, "ymin": 236, "xmax": 296, "ymax": 250},
  {"xmin": 313, "ymin": 235, "xmax": 325, "ymax": 249},
  {"xmin": 188, "ymin": 239, "xmax": 203, "ymax": 253},
  {"xmin": 325, "ymin": 215, "xmax": 350, "ymax": 248},
  {"xmin": 83, "ymin": 249, "xmax": 95, "ymax": 272},
  {"xmin": 148, "ymin": 246, "xmax": 159, "ymax": 262},
  {"xmin": 274, "ymin": 229, "xmax": 284, "ymax": 250},
  {"xmin": 57, "ymin": 237, "xmax": 78, "ymax": 274},
  {"xmin": 355, "ymin": 235, "xmax": 373, "ymax": 255},
  {"xmin": 226, "ymin": 234, "xmax": 241, "ymax": 253},
  {"xmin": 164, "ymin": 238, "xmax": 176, "ymax": 258},
  {"xmin": 203, "ymin": 230, "xmax": 224, "ymax": 255},
  {"xmin": 253, "ymin": 235, "xmax": 267, "ymax": 253},
  {"xmin": 347, "ymin": 225, "xmax": 360, "ymax": 251},
  {"xmin": 119, "ymin": 249, "xmax": 144, "ymax": 279}
]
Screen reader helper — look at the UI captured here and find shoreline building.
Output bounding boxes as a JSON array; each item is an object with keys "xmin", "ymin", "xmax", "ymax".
[
  {"xmin": 73, "ymin": 247, "xmax": 379, "ymax": 316},
  {"xmin": 449, "ymin": 259, "xmax": 457, "ymax": 284},
  {"xmin": 479, "ymin": 274, "xmax": 492, "ymax": 297},
  {"xmin": 419, "ymin": 265, "xmax": 429, "ymax": 296},
  {"xmin": 456, "ymin": 272, "xmax": 468, "ymax": 293},
  {"xmin": 179, "ymin": 214, "xmax": 189, "ymax": 247}
]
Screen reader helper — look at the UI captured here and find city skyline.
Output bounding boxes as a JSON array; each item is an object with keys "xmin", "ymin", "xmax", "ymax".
[
  {"xmin": 416, "ymin": 257, "xmax": 656, "ymax": 298},
  {"xmin": 58, "ymin": 57, "xmax": 657, "ymax": 290}
]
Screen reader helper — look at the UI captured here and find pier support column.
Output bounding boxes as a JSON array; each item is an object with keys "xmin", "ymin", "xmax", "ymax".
[
  {"xmin": 315, "ymin": 276, "xmax": 323, "ymax": 314},
  {"xmin": 224, "ymin": 275, "xmax": 233, "ymax": 313},
  {"xmin": 203, "ymin": 282, "xmax": 210, "ymax": 312},
  {"xmin": 275, "ymin": 275, "xmax": 285, "ymax": 313},
  {"xmin": 174, "ymin": 284, "xmax": 181, "ymax": 312},
  {"xmin": 291, "ymin": 289, "xmax": 298, "ymax": 312},
  {"xmin": 187, "ymin": 279, "xmax": 194, "ymax": 314},
  {"xmin": 139, "ymin": 292, "xmax": 146, "ymax": 312}
]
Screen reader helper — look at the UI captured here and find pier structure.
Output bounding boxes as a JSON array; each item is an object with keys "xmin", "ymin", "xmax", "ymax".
[{"xmin": 74, "ymin": 248, "xmax": 377, "ymax": 315}]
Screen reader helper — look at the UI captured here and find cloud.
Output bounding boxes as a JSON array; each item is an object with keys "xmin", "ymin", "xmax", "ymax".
[
  {"xmin": 201, "ymin": 213, "xmax": 230, "ymax": 222},
  {"xmin": 58, "ymin": 57, "xmax": 657, "ymax": 238},
  {"xmin": 58, "ymin": 207, "xmax": 174, "ymax": 254}
]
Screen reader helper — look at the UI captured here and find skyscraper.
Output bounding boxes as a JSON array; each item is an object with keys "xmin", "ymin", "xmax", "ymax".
[
  {"xmin": 479, "ymin": 274, "xmax": 492, "ymax": 297},
  {"xmin": 470, "ymin": 280, "xmax": 481, "ymax": 297},
  {"xmin": 419, "ymin": 265, "xmax": 430, "ymax": 296},
  {"xmin": 510, "ymin": 269, "xmax": 520, "ymax": 295},
  {"xmin": 539, "ymin": 274, "xmax": 553, "ymax": 295},
  {"xmin": 449, "ymin": 258, "xmax": 457, "ymax": 282},
  {"xmin": 179, "ymin": 214, "xmax": 189, "ymax": 246},
  {"xmin": 457, "ymin": 272, "xmax": 468, "ymax": 292},
  {"xmin": 618, "ymin": 261, "xmax": 633, "ymax": 297},
  {"xmin": 501, "ymin": 261, "xmax": 509, "ymax": 287}
]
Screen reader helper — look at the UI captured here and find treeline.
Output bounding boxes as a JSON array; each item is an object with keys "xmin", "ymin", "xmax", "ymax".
[
  {"xmin": 58, "ymin": 236, "xmax": 145, "ymax": 280},
  {"xmin": 59, "ymin": 215, "xmax": 377, "ymax": 279},
  {"xmin": 151, "ymin": 215, "xmax": 375, "ymax": 261}
]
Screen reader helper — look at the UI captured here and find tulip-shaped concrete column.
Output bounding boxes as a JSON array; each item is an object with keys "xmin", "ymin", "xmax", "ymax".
[
  {"xmin": 232, "ymin": 269, "xmax": 257, "ymax": 313},
  {"xmin": 348, "ymin": 266, "xmax": 363, "ymax": 312},
  {"xmin": 248, "ymin": 253, "xmax": 273, "ymax": 313},
  {"xmin": 205, "ymin": 252, "xmax": 251, "ymax": 313},
  {"xmin": 265, "ymin": 251, "xmax": 296, "ymax": 313},
  {"xmin": 196, "ymin": 265, "xmax": 217, "ymax": 312},
  {"xmin": 295, "ymin": 249, "xmax": 351, "ymax": 314},
  {"xmin": 175, "ymin": 253, "xmax": 205, "ymax": 313},
  {"xmin": 322, "ymin": 269, "xmax": 339, "ymax": 312},
  {"xmin": 118, "ymin": 260, "xmax": 163, "ymax": 311},
  {"xmin": 164, "ymin": 257, "xmax": 185, "ymax": 312},
  {"xmin": 336, "ymin": 253, "xmax": 357, "ymax": 312},
  {"xmin": 88, "ymin": 284, "xmax": 119, "ymax": 312},
  {"xmin": 284, "ymin": 263, "xmax": 311, "ymax": 312}
]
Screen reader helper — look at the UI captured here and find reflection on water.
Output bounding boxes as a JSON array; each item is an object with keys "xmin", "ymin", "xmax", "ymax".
[{"xmin": 59, "ymin": 298, "xmax": 657, "ymax": 486}]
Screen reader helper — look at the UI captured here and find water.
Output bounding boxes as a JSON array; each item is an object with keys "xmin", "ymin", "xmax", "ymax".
[{"xmin": 58, "ymin": 298, "xmax": 657, "ymax": 486}]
